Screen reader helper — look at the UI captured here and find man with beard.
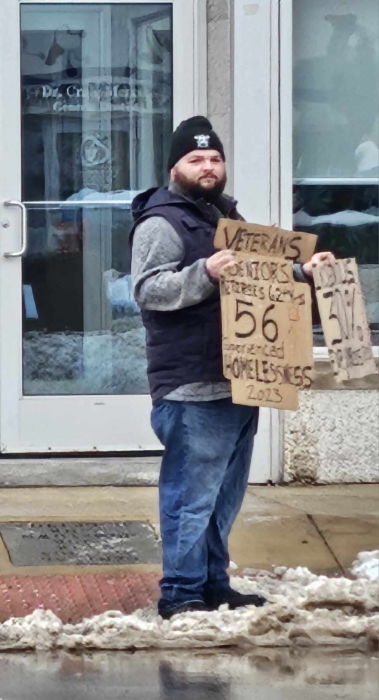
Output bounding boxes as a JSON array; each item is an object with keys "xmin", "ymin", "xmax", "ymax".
[{"xmin": 131, "ymin": 116, "xmax": 329, "ymax": 619}]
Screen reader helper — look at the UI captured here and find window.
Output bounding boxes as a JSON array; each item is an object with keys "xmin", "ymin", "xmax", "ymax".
[
  {"xmin": 292, "ymin": 0, "xmax": 379, "ymax": 345},
  {"xmin": 21, "ymin": 3, "xmax": 173, "ymax": 395}
]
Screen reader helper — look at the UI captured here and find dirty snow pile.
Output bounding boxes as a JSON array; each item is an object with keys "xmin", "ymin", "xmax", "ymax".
[
  {"xmin": 0, "ymin": 551, "xmax": 378, "ymax": 652},
  {"xmin": 351, "ymin": 550, "xmax": 379, "ymax": 582}
]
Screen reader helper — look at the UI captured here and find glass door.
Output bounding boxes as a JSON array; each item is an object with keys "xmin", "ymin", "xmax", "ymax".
[{"xmin": 0, "ymin": 0, "xmax": 202, "ymax": 453}]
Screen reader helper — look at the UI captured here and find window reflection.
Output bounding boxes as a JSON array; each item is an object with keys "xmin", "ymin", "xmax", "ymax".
[
  {"xmin": 294, "ymin": 184, "xmax": 378, "ymax": 345},
  {"xmin": 21, "ymin": 4, "xmax": 173, "ymax": 395},
  {"xmin": 293, "ymin": 1, "xmax": 379, "ymax": 179},
  {"xmin": 293, "ymin": 0, "xmax": 379, "ymax": 345}
]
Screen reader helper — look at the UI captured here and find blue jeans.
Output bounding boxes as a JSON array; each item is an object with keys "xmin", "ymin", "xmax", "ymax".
[{"xmin": 151, "ymin": 398, "xmax": 258, "ymax": 613}]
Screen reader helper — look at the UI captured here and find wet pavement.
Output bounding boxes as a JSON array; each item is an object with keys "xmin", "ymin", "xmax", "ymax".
[
  {"xmin": 0, "ymin": 649, "xmax": 377, "ymax": 699},
  {"xmin": 1, "ymin": 485, "xmax": 378, "ymax": 577}
]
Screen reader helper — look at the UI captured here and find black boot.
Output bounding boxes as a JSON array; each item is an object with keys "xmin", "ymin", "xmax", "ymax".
[
  {"xmin": 158, "ymin": 600, "xmax": 208, "ymax": 620},
  {"xmin": 205, "ymin": 587, "xmax": 267, "ymax": 611}
]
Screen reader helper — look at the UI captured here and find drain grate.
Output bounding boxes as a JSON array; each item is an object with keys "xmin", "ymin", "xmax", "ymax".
[{"xmin": 0, "ymin": 522, "xmax": 161, "ymax": 566}]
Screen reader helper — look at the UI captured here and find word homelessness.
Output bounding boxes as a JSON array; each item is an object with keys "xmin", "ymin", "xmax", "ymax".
[{"xmin": 225, "ymin": 355, "xmax": 313, "ymax": 388}]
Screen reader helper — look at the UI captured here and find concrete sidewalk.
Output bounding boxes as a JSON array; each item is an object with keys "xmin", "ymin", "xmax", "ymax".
[
  {"xmin": 0, "ymin": 484, "xmax": 378, "ymax": 576},
  {"xmin": 0, "ymin": 484, "xmax": 377, "ymax": 622}
]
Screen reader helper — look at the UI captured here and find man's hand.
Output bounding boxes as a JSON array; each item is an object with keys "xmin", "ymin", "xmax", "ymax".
[
  {"xmin": 302, "ymin": 251, "xmax": 335, "ymax": 278},
  {"xmin": 206, "ymin": 250, "xmax": 235, "ymax": 280}
]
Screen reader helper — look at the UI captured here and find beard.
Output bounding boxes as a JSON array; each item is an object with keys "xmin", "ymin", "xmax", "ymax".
[{"xmin": 172, "ymin": 170, "xmax": 227, "ymax": 203}]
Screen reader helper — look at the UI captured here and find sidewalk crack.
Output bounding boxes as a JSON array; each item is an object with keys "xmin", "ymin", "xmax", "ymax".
[
  {"xmin": 250, "ymin": 492, "xmax": 306, "ymax": 515},
  {"xmin": 306, "ymin": 514, "xmax": 345, "ymax": 576}
]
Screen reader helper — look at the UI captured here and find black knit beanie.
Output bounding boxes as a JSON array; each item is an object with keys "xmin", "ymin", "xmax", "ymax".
[{"xmin": 167, "ymin": 116, "xmax": 225, "ymax": 171}]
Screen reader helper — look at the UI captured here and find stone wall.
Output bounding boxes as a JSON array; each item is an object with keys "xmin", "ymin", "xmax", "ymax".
[
  {"xmin": 283, "ymin": 389, "xmax": 379, "ymax": 484},
  {"xmin": 283, "ymin": 359, "xmax": 379, "ymax": 484}
]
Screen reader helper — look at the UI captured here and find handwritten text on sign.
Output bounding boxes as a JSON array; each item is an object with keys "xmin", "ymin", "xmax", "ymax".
[
  {"xmin": 313, "ymin": 258, "xmax": 377, "ymax": 383},
  {"xmin": 221, "ymin": 255, "xmax": 314, "ymax": 410},
  {"xmin": 215, "ymin": 219, "xmax": 318, "ymax": 264}
]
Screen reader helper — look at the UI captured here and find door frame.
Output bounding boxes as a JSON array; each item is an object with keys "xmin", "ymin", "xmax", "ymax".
[
  {"xmin": 233, "ymin": 0, "xmax": 282, "ymax": 484},
  {"xmin": 0, "ymin": 0, "xmax": 207, "ymax": 454}
]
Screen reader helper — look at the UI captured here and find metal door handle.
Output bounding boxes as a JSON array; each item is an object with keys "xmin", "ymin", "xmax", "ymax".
[{"xmin": 3, "ymin": 200, "xmax": 28, "ymax": 258}]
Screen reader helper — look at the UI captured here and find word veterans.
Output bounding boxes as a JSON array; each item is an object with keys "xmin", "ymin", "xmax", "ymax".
[{"xmin": 214, "ymin": 219, "xmax": 318, "ymax": 263}]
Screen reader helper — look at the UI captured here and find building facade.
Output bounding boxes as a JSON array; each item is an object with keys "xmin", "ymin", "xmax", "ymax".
[{"xmin": 0, "ymin": 0, "xmax": 378, "ymax": 483}]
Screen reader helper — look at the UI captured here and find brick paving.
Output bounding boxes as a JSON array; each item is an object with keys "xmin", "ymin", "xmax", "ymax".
[{"xmin": 0, "ymin": 573, "xmax": 160, "ymax": 623}]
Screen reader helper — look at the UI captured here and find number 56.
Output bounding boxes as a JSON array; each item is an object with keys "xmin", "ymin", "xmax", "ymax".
[{"xmin": 234, "ymin": 299, "xmax": 279, "ymax": 343}]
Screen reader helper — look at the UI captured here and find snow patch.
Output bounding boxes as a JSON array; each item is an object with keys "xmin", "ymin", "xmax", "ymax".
[
  {"xmin": 1, "ymin": 551, "xmax": 378, "ymax": 652},
  {"xmin": 351, "ymin": 551, "xmax": 379, "ymax": 583},
  {"xmin": 23, "ymin": 325, "xmax": 149, "ymax": 396}
]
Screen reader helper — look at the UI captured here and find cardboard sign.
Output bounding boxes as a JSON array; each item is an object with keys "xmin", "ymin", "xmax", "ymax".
[
  {"xmin": 214, "ymin": 219, "xmax": 317, "ymax": 264},
  {"xmin": 313, "ymin": 258, "xmax": 377, "ymax": 383},
  {"xmin": 220, "ymin": 255, "xmax": 314, "ymax": 410}
]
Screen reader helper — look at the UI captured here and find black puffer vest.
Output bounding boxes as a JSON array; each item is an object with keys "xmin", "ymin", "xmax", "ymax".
[{"xmin": 131, "ymin": 187, "xmax": 241, "ymax": 401}]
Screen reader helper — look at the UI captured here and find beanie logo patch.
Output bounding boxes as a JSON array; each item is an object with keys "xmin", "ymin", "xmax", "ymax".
[{"xmin": 194, "ymin": 134, "xmax": 210, "ymax": 148}]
